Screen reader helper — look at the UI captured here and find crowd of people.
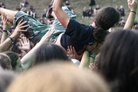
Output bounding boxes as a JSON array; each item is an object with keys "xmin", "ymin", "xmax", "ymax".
[{"xmin": 0, "ymin": 0, "xmax": 138, "ymax": 92}]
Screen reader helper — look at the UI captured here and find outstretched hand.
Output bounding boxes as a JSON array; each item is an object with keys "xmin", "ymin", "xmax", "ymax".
[
  {"xmin": 66, "ymin": 45, "xmax": 82, "ymax": 60},
  {"xmin": 1, "ymin": 13, "xmax": 8, "ymax": 30},
  {"xmin": 127, "ymin": 0, "xmax": 138, "ymax": 11},
  {"xmin": 12, "ymin": 19, "xmax": 28, "ymax": 37},
  {"xmin": 40, "ymin": 29, "xmax": 54, "ymax": 43},
  {"xmin": 18, "ymin": 37, "xmax": 31, "ymax": 52}
]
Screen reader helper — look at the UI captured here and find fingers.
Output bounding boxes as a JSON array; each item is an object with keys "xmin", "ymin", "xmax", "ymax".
[
  {"xmin": 72, "ymin": 46, "xmax": 77, "ymax": 54},
  {"xmin": 18, "ymin": 19, "xmax": 24, "ymax": 25},
  {"xmin": 47, "ymin": 28, "xmax": 54, "ymax": 35},
  {"xmin": 128, "ymin": 0, "xmax": 136, "ymax": 5},
  {"xmin": 17, "ymin": 19, "xmax": 28, "ymax": 27},
  {"xmin": 19, "ymin": 39, "xmax": 24, "ymax": 45},
  {"xmin": 41, "ymin": 29, "xmax": 54, "ymax": 42},
  {"xmin": 19, "ymin": 37, "xmax": 29, "ymax": 44},
  {"xmin": 15, "ymin": 20, "xmax": 29, "ymax": 32},
  {"xmin": 23, "ymin": 37, "xmax": 29, "ymax": 43},
  {"xmin": 18, "ymin": 30, "xmax": 27, "ymax": 32},
  {"xmin": 1, "ymin": 13, "xmax": 8, "ymax": 24},
  {"xmin": 132, "ymin": 0, "xmax": 136, "ymax": 3},
  {"xmin": 49, "ymin": 28, "xmax": 55, "ymax": 32},
  {"xmin": 19, "ymin": 25, "xmax": 29, "ymax": 29},
  {"xmin": 67, "ymin": 45, "xmax": 76, "ymax": 55},
  {"xmin": 20, "ymin": 21, "xmax": 27, "ymax": 26}
]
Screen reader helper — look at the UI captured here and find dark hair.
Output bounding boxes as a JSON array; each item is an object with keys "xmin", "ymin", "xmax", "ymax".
[
  {"xmin": 97, "ymin": 30, "xmax": 138, "ymax": 92},
  {"xmin": 4, "ymin": 51, "xmax": 20, "ymax": 70},
  {"xmin": 33, "ymin": 43, "xmax": 69, "ymax": 65},
  {"xmin": 0, "ymin": 53, "xmax": 12, "ymax": 70},
  {"xmin": 93, "ymin": 7, "xmax": 120, "ymax": 43}
]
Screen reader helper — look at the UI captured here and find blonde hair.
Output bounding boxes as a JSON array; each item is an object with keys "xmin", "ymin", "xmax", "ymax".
[{"xmin": 7, "ymin": 61, "xmax": 109, "ymax": 92}]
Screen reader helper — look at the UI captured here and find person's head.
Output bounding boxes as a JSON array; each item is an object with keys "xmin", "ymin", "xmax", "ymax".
[
  {"xmin": 93, "ymin": 7, "xmax": 120, "ymax": 43},
  {"xmin": 33, "ymin": 43, "xmax": 69, "ymax": 66},
  {"xmin": 7, "ymin": 62, "xmax": 110, "ymax": 92},
  {"xmin": 0, "ymin": 53, "xmax": 12, "ymax": 70},
  {"xmin": 97, "ymin": 29, "xmax": 138, "ymax": 92},
  {"xmin": 4, "ymin": 51, "xmax": 21, "ymax": 71},
  {"xmin": 0, "ymin": 71, "xmax": 16, "ymax": 92}
]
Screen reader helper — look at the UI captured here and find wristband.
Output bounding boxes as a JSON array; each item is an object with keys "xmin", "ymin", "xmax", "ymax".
[
  {"xmin": 89, "ymin": 52, "xmax": 96, "ymax": 60},
  {"xmin": 86, "ymin": 50, "xmax": 91, "ymax": 55},
  {"xmin": 3, "ymin": 30, "xmax": 7, "ymax": 32},
  {"xmin": 2, "ymin": 30, "xmax": 8, "ymax": 34},
  {"xmin": 9, "ymin": 36, "xmax": 18, "ymax": 48},
  {"xmin": 130, "ymin": 11, "xmax": 136, "ymax": 14}
]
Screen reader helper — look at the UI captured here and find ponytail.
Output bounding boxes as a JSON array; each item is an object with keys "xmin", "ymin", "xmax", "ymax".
[{"xmin": 93, "ymin": 27, "xmax": 109, "ymax": 43}]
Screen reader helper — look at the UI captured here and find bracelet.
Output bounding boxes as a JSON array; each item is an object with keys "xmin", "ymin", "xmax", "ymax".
[
  {"xmin": 89, "ymin": 52, "xmax": 96, "ymax": 60},
  {"xmin": 9, "ymin": 36, "xmax": 18, "ymax": 48},
  {"xmin": 3, "ymin": 30, "xmax": 7, "ymax": 32},
  {"xmin": 2, "ymin": 30, "xmax": 8, "ymax": 34},
  {"xmin": 86, "ymin": 50, "xmax": 91, "ymax": 55},
  {"xmin": 130, "ymin": 11, "xmax": 136, "ymax": 14}
]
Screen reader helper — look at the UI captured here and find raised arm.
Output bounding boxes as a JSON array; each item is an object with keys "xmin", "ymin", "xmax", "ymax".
[
  {"xmin": 0, "ymin": 14, "xmax": 8, "ymax": 43},
  {"xmin": 124, "ymin": 0, "xmax": 138, "ymax": 29},
  {"xmin": 0, "ymin": 20, "xmax": 28, "ymax": 52},
  {"xmin": 79, "ymin": 51, "xmax": 90, "ymax": 69},
  {"xmin": 53, "ymin": 0, "xmax": 70, "ymax": 28},
  {"xmin": 21, "ymin": 29, "xmax": 54, "ymax": 69}
]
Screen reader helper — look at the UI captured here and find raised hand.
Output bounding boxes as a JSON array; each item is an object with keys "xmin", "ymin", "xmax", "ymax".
[
  {"xmin": 40, "ymin": 29, "xmax": 54, "ymax": 43},
  {"xmin": 127, "ymin": 0, "xmax": 138, "ymax": 11},
  {"xmin": 89, "ymin": 62, "xmax": 98, "ymax": 71},
  {"xmin": 12, "ymin": 19, "xmax": 28, "ymax": 37},
  {"xmin": 1, "ymin": 13, "xmax": 8, "ymax": 30},
  {"xmin": 18, "ymin": 36, "xmax": 31, "ymax": 52},
  {"xmin": 66, "ymin": 45, "xmax": 82, "ymax": 60}
]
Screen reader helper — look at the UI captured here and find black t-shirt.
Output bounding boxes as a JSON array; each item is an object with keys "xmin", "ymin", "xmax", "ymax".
[{"xmin": 60, "ymin": 19, "xmax": 95, "ymax": 55}]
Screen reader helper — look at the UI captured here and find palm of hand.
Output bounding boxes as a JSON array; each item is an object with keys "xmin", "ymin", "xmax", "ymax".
[
  {"xmin": 21, "ymin": 41, "xmax": 30, "ymax": 50},
  {"xmin": 18, "ymin": 37, "xmax": 31, "ymax": 51}
]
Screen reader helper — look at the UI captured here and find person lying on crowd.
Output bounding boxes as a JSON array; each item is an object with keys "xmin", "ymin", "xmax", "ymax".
[
  {"xmin": 79, "ymin": 0, "xmax": 138, "ymax": 70},
  {"xmin": 0, "ymin": 5, "xmax": 76, "ymax": 51},
  {"xmin": 0, "ymin": 1, "xmax": 120, "ymax": 62}
]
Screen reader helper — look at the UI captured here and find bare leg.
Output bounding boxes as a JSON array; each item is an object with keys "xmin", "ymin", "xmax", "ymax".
[{"xmin": 0, "ymin": 8, "xmax": 18, "ymax": 23}]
